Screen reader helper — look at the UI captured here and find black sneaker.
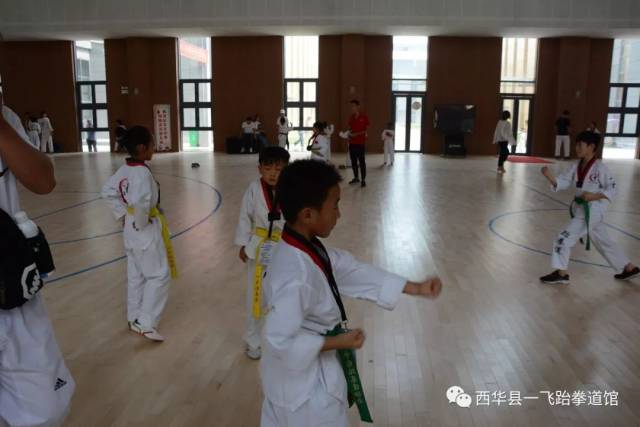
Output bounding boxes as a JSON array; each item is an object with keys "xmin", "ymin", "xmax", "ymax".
[
  {"xmin": 349, "ymin": 178, "xmax": 360, "ymax": 184},
  {"xmin": 540, "ymin": 270, "xmax": 570, "ymax": 284},
  {"xmin": 614, "ymin": 266, "xmax": 640, "ymax": 281},
  {"xmin": 361, "ymin": 181, "xmax": 366, "ymax": 187}
]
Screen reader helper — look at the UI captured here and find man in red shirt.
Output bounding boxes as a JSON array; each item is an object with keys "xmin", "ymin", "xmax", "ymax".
[{"xmin": 347, "ymin": 99, "xmax": 370, "ymax": 187}]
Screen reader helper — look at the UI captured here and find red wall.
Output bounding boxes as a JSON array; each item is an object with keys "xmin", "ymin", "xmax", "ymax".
[
  {"xmin": 319, "ymin": 35, "xmax": 392, "ymax": 153},
  {"xmin": 212, "ymin": 36, "xmax": 283, "ymax": 152},
  {"xmin": 105, "ymin": 37, "xmax": 180, "ymax": 152},
  {"xmin": 532, "ymin": 37, "xmax": 613, "ymax": 157},
  {"xmin": 425, "ymin": 36, "xmax": 502, "ymax": 155},
  {"xmin": 0, "ymin": 41, "xmax": 79, "ymax": 152}
]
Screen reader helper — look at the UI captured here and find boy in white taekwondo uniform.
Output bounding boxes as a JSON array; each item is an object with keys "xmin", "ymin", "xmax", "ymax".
[
  {"xmin": 381, "ymin": 122, "xmax": 395, "ymax": 166},
  {"xmin": 102, "ymin": 126, "xmax": 177, "ymax": 341},
  {"xmin": 234, "ymin": 146, "xmax": 290, "ymax": 360},
  {"xmin": 307, "ymin": 122, "xmax": 331, "ymax": 163},
  {"xmin": 260, "ymin": 160, "xmax": 443, "ymax": 426},
  {"xmin": 0, "ymin": 96, "xmax": 75, "ymax": 427},
  {"xmin": 540, "ymin": 131, "xmax": 639, "ymax": 284}
]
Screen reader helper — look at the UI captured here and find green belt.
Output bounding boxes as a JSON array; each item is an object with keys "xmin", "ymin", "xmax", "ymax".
[
  {"xmin": 325, "ymin": 324, "xmax": 373, "ymax": 423},
  {"xmin": 570, "ymin": 197, "xmax": 591, "ymax": 250}
]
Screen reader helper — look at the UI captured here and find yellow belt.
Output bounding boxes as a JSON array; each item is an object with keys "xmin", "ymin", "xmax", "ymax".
[
  {"xmin": 252, "ymin": 227, "xmax": 281, "ymax": 319},
  {"xmin": 127, "ymin": 206, "xmax": 178, "ymax": 279}
]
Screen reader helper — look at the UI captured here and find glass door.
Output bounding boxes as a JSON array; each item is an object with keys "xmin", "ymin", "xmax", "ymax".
[
  {"xmin": 501, "ymin": 96, "xmax": 533, "ymax": 155},
  {"xmin": 393, "ymin": 94, "xmax": 424, "ymax": 152},
  {"xmin": 76, "ymin": 81, "xmax": 109, "ymax": 152}
]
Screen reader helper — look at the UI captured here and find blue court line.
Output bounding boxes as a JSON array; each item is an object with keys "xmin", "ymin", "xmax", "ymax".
[
  {"xmin": 489, "ymin": 202, "xmax": 640, "ymax": 269},
  {"xmin": 489, "ymin": 208, "xmax": 609, "ymax": 269},
  {"xmin": 44, "ymin": 173, "xmax": 223, "ymax": 284},
  {"xmin": 524, "ymin": 183, "xmax": 640, "ymax": 241},
  {"xmin": 50, "ymin": 230, "xmax": 122, "ymax": 246},
  {"xmin": 48, "ymin": 173, "xmax": 222, "ymax": 245},
  {"xmin": 33, "ymin": 197, "xmax": 102, "ymax": 220}
]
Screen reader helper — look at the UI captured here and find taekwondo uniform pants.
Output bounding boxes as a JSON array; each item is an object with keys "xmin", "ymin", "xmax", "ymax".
[
  {"xmin": 551, "ymin": 203, "xmax": 630, "ymax": 273},
  {"xmin": 126, "ymin": 233, "xmax": 171, "ymax": 329}
]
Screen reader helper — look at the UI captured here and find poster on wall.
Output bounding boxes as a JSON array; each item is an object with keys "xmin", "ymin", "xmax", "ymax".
[{"xmin": 153, "ymin": 104, "xmax": 172, "ymax": 152}]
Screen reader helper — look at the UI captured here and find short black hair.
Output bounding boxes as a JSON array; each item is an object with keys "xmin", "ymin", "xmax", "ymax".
[
  {"xmin": 502, "ymin": 110, "xmax": 511, "ymax": 120},
  {"xmin": 312, "ymin": 121, "xmax": 328, "ymax": 133},
  {"xmin": 576, "ymin": 130, "xmax": 601, "ymax": 149},
  {"xmin": 277, "ymin": 160, "xmax": 343, "ymax": 223},
  {"xmin": 123, "ymin": 126, "xmax": 152, "ymax": 157},
  {"xmin": 350, "ymin": 99, "xmax": 360, "ymax": 106},
  {"xmin": 259, "ymin": 146, "xmax": 290, "ymax": 166}
]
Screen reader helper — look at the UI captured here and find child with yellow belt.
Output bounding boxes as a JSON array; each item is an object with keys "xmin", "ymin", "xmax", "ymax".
[
  {"xmin": 102, "ymin": 126, "xmax": 176, "ymax": 342},
  {"xmin": 234, "ymin": 146, "xmax": 290, "ymax": 359}
]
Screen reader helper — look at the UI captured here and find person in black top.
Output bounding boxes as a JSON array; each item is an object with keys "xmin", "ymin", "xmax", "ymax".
[
  {"xmin": 114, "ymin": 119, "xmax": 127, "ymax": 152},
  {"xmin": 555, "ymin": 110, "xmax": 571, "ymax": 160}
]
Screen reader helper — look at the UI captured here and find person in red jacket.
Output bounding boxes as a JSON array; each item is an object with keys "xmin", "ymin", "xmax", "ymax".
[{"xmin": 347, "ymin": 99, "xmax": 370, "ymax": 187}]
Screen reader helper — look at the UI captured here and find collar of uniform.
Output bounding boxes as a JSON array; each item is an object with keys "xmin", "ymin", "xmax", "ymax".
[{"xmin": 126, "ymin": 158, "xmax": 148, "ymax": 167}]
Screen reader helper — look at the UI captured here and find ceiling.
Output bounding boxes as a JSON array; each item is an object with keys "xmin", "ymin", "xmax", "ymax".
[{"xmin": 1, "ymin": 0, "xmax": 640, "ymax": 41}]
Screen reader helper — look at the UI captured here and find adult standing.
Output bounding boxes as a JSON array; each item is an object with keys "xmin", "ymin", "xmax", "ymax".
[
  {"xmin": 347, "ymin": 99, "xmax": 369, "ymax": 187},
  {"xmin": 555, "ymin": 110, "xmax": 571, "ymax": 160},
  {"xmin": 38, "ymin": 111, "xmax": 54, "ymax": 153},
  {"xmin": 493, "ymin": 110, "xmax": 516, "ymax": 174},
  {"xmin": 0, "ymin": 93, "xmax": 75, "ymax": 427},
  {"xmin": 276, "ymin": 110, "xmax": 290, "ymax": 150}
]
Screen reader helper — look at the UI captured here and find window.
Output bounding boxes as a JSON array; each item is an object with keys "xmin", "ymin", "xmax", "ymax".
[
  {"xmin": 284, "ymin": 36, "xmax": 318, "ymax": 152},
  {"xmin": 501, "ymin": 38, "xmax": 537, "ymax": 94},
  {"xmin": 391, "ymin": 37, "xmax": 428, "ymax": 152},
  {"xmin": 500, "ymin": 38, "xmax": 537, "ymax": 155},
  {"xmin": 74, "ymin": 41, "xmax": 109, "ymax": 152},
  {"xmin": 392, "ymin": 36, "xmax": 428, "ymax": 92},
  {"xmin": 179, "ymin": 37, "xmax": 213, "ymax": 151},
  {"xmin": 604, "ymin": 40, "xmax": 640, "ymax": 159}
]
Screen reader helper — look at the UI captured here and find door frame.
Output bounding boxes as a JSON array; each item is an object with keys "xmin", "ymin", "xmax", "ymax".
[
  {"xmin": 392, "ymin": 92, "xmax": 426, "ymax": 153},
  {"xmin": 500, "ymin": 94, "xmax": 534, "ymax": 155},
  {"xmin": 75, "ymin": 81, "xmax": 109, "ymax": 152}
]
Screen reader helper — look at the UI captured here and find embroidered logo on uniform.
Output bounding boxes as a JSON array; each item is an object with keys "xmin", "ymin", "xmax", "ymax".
[
  {"xmin": 21, "ymin": 263, "xmax": 42, "ymax": 300},
  {"xmin": 561, "ymin": 231, "xmax": 570, "ymax": 238},
  {"xmin": 54, "ymin": 378, "xmax": 67, "ymax": 391},
  {"xmin": 118, "ymin": 178, "xmax": 130, "ymax": 204},
  {"xmin": 588, "ymin": 172, "xmax": 598, "ymax": 183}
]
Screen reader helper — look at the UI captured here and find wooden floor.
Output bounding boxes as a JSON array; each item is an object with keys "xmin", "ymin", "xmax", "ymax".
[{"xmin": 20, "ymin": 152, "xmax": 640, "ymax": 427}]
